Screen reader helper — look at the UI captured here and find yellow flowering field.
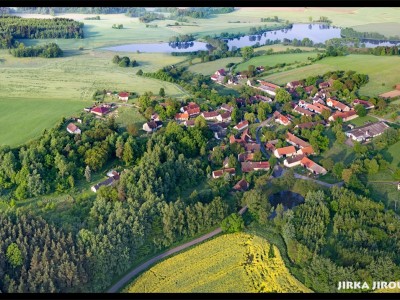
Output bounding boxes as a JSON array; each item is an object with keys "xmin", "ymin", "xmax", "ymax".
[{"xmin": 125, "ymin": 233, "xmax": 311, "ymax": 293}]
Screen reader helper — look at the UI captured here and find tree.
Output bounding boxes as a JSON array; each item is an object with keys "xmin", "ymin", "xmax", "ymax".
[
  {"xmin": 332, "ymin": 162, "xmax": 344, "ymax": 179},
  {"xmin": 112, "ymin": 55, "xmax": 120, "ymax": 64},
  {"xmin": 228, "ymin": 154, "xmax": 238, "ymax": 170},
  {"xmin": 342, "ymin": 168, "xmax": 353, "ymax": 183},
  {"xmin": 274, "ymin": 88, "xmax": 292, "ymax": 103},
  {"xmin": 136, "ymin": 69, "xmax": 143, "ymax": 75},
  {"xmin": 84, "ymin": 165, "xmax": 91, "ymax": 182},
  {"xmin": 321, "ymin": 158, "xmax": 334, "ymax": 171},
  {"xmin": 159, "ymin": 88, "xmax": 165, "ymax": 97},
  {"xmin": 377, "ymin": 99, "xmax": 387, "ymax": 110},
  {"xmin": 231, "ymin": 108, "xmax": 241, "ymax": 123},
  {"xmin": 221, "ymin": 213, "xmax": 244, "ymax": 233},
  {"xmin": 244, "ymin": 112, "xmax": 256, "ymax": 123},
  {"xmin": 6, "ymin": 243, "xmax": 23, "ymax": 268},
  {"xmin": 122, "ymin": 140, "xmax": 134, "ymax": 165},
  {"xmin": 253, "ymin": 151, "xmax": 263, "ymax": 161},
  {"xmin": 240, "ymin": 46, "xmax": 254, "ymax": 61},
  {"xmin": 354, "ymin": 104, "xmax": 367, "ymax": 117},
  {"xmin": 336, "ymin": 130, "xmax": 346, "ymax": 144},
  {"xmin": 194, "ymin": 115, "xmax": 207, "ymax": 128}
]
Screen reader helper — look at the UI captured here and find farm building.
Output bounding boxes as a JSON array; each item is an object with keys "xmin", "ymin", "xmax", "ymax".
[
  {"xmin": 329, "ymin": 110, "xmax": 358, "ymax": 122},
  {"xmin": 241, "ymin": 161, "xmax": 270, "ymax": 173},
  {"xmin": 273, "ymin": 146, "xmax": 297, "ymax": 158},
  {"xmin": 233, "ymin": 120, "xmax": 249, "ymax": 131},
  {"xmin": 91, "ymin": 172, "xmax": 120, "ymax": 193},
  {"xmin": 212, "ymin": 168, "xmax": 236, "ymax": 179},
  {"xmin": 118, "ymin": 92, "xmax": 130, "ymax": 101},
  {"xmin": 300, "ymin": 157, "xmax": 327, "ymax": 175},
  {"xmin": 91, "ymin": 106, "xmax": 110, "ymax": 117},
  {"xmin": 142, "ymin": 121, "xmax": 162, "ymax": 133},
  {"xmin": 284, "ymin": 154, "xmax": 306, "ymax": 168},
  {"xmin": 345, "ymin": 121, "xmax": 390, "ymax": 142}
]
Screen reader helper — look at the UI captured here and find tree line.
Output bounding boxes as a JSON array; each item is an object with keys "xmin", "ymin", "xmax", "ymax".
[{"xmin": 9, "ymin": 42, "xmax": 63, "ymax": 58}]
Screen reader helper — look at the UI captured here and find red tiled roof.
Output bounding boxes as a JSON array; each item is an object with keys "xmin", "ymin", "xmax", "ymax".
[
  {"xmin": 175, "ymin": 112, "xmax": 189, "ymax": 120},
  {"xmin": 221, "ymin": 103, "xmax": 233, "ymax": 112},
  {"xmin": 330, "ymin": 110, "xmax": 357, "ymax": 121},
  {"xmin": 258, "ymin": 80, "xmax": 280, "ymax": 90},
  {"xmin": 286, "ymin": 132, "xmax": 311, "ymax": 148},
  {"xmin": 234, "ymin": 120, "xmax": 249, "ymax": 130},
  {"xmin": 238, "ymin": 152, "xmax": 255, "ymax": 162},
  {"xmin": 300, "ymin": 146, "xmax": 314, "ymax": 155},
  {"xmin": 241, "ymin": 161, "xmax": 270, "ymax": 173},
  {"xmin": 187, "ymin": 107, "xmax": 200, "ymax": 116},
  {"xmin": 233, "ymin": 179, "xmax": 249, "ymax": 191},
  {"xmin": 118, "ymin": 92, "xmax": 129, "ymax": 97},
  {"xmin": 276, "ymin": 146, "xmax": 296, "ymax": 155},
  {"xmin": 293, "ymin": 105, "xmax": 314, "ymax": 116},
  {"xmin": 91, "ymin": 106, "xmax": 109, "ymax": 115},
  {"xmin": 67, "ymin": 123, "xmax": 79, "ymax": 132},
  {"xmin": 202, "ymin": 111, "xmax": 219, "ymax": 118}
]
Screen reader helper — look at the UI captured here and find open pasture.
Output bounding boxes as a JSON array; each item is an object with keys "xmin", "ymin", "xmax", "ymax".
[
  {"xmin": 125, "ymin": 233, "xmax": 310, "ymax": 293},
  {"xmin": 262, "ymin": 55, "xmax": 400, "ymax": 97}
]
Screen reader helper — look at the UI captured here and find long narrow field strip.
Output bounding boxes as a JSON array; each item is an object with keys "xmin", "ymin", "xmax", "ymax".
[{"xmin": 125, "ymin": 233, "xmax": 310, "ymax": 293}]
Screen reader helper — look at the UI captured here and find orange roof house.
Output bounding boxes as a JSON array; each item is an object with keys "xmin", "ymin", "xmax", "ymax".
[{"xmin": 273, "ymin": 146, "xmax": 297, "ymax": 158}]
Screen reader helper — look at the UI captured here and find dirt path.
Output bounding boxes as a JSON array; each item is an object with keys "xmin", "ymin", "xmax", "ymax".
[{"xmin": 106, "ymin": 205, "xmax": 248, "ymax": 293}]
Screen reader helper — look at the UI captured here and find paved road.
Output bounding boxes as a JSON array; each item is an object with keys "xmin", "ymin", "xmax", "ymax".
[
  {"xmin": 255, "ymin": 116, "xmax": 274, "ymax": 160},
  {"xmin": 107, "ymin": 205, "xmax": 248, "ymax": 293}
]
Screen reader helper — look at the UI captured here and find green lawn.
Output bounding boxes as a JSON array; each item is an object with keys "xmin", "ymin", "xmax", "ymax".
[
  {"xmin": 321, "ymin": 143, "xmax": 356, "ymax": 167},
  {"xmin": 262, "ymin": 55, "xmax": 400, "ymax": 97},
  {"xmin": 115, "ymin": 106, "xmax": 147, "ymax": 128},
  {"xmin": 344, "ymin": 115, "xmax": 378, "ymax": 127},
  {"xmin": 236, "ymin": 52, "xmax": 318, "ymax": 72},
  {"xmin": 254, "ymin": 44, "xmax": 322, "ymax": 54}
]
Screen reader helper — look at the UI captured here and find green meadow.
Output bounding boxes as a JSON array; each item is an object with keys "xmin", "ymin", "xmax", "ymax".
[
  {"xmin": 0, "ymin": 97, "xmax": 86, "ymax": 147},
  {"xmin": 262, "ymin": 55, "xmax": 400, "ymax": 97}
]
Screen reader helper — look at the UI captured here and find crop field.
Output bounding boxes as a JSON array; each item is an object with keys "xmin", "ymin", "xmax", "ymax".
[
  {"xmin": 262, "ymin": 55, "xmax": 400, "ymax": 97},
  {"xmin": 0, "ymin": 97, "xmax": 86, "ymax": 147},
  {"xmin": 125, "ymin": 233, "xmax": 310, "ymax": 293},
  {"xmin": 235, "ymin": 52, "xmax": 319, "ymax": 72}
]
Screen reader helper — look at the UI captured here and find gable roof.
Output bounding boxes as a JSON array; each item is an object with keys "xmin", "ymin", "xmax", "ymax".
[
  {"xmin": 67, "ymin": 123, "xmax": 79, "ymax": 132},
  {"xmin": 300, "ymin": 146, "xmax": 315, "ymax": 155},
  {"xmin": 202, "ymin": 111, "xmax": 219, "ymax": 118},
  {"xmin": 276, "ymin": 146, "xmax": 297, "ymax": 155},
  {"xmin": 346, "ymin": 121, "xmax": 390, "ymax": 139},
  {"xmin": 118, "ymin": 92, "xmax": 129, "ymax": 97},
  {"xmin": 330, "ymin": 110, "xmax": 357, "ymax": 121},
  {"xmin": 258, "ymin": 80, "xmax": 280, "ymax": 90},
  {"xmin": 234, "ymin": 120, "xmax": 249, "ymax": 130},
  {"xmin": 241, "ymin": 161, "xmax": 270, "ymax": 173},
  {"xmin": 286, "ymin": 132, "xmax": 311, "ymax": 148},
  {"xmin": 175, "ymin": 112, "xmax": 189, "ymax": 120},
  {"xmin": 221, "ymin": 103, "xmax": 233, "ymax": 112},
  {"xmin": 293, "ymin": 105, "xmax": 314, "ymax": 116},
  {"xmin": 233, "ymin": 179, "xmax": 249, "ymax": 191},
  {"xmin": 91, "ymin": 106, "xmax": 109, "ymax": 115},
  {"xmin": 300, "ymin": 157, "xmax": 327, "ymax": 174}
]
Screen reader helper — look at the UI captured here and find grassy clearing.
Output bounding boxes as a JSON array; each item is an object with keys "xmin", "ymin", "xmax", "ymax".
[
  {"xmin": 345, "ymin": 115, "xmax": 379, "ymax": 127},
  {"xmin": 236, "ymin": 52, "xmax": 318, "ymax": 72},
  {"xmin": 125, "ymin": 233, "xmax": 310, "ymax": 293},
  {"xmin": 187, "ymin": 57, "xmax": 243, "ymax": 75},
  {"xmin": 262, "ymin": 55, "xmax": 400, "ymax": 97},
  {"xmin": 115, "ymin": 106, "xmax": 147, "ymax": 128},
  {"xmin": 321, "ymin": 143, "xmax": 355, "ymax": 167},
  {"xmin": 254, "ymin": 44, "xmax": 322, "ymax": 54},
  {"xmin": 0, "ymin": 97, "xmax": 86, "ymax": 147}
]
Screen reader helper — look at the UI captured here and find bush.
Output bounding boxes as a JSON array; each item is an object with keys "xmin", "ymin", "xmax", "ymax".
[{"xmin": 221, "ymin": 213, "xmax": 244, "ymax": 233}]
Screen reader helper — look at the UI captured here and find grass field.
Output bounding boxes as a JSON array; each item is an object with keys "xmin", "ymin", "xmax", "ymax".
[
  {"xmin": 125, "ymin": 233, "xmax": 310, "ymax": 293},
  {"xmin": 187, "ymin": 57, "xmax": 243, "ymax": 75},
  {"xmin": 115, "ymin": 106, "xmax": 147, "ymax": 128},
  {"xmin": 345, "ymin": 115, "xmax": 379, "ymax": 127},
  {"xmin": 254, "ymin": 44, "xmax": 323, "ymax": 54},
  {"xmin": 236, "ymin": 52, "xmax": 319, "ymax": 72},
  {"xmin": 0, "ymin": 97, "xmax": 86, "ymax": 147},
  {"xmin": 262, "ymin": 55, "xmax": 400, "ymax": 97},
  {"xmin": 0, "ymin": 49, "xmax": 187, "ymax": 146}
]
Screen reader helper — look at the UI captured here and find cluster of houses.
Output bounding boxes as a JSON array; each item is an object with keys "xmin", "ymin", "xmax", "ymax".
[{"xmin": 270, "ymin": 132, "xmax": 327, "ymax": 175}]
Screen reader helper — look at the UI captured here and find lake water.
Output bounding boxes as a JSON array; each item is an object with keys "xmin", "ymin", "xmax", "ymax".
[
  {"xmin": 104, "ymin": 23, "xmax": 400, "ymax": 53},
  {"xmin": 268, "ymin": 190, "xmax": 305, "ymax": 219}
]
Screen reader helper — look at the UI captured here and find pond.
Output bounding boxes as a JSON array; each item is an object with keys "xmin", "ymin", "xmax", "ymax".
[
  {"xmin": 103, "ymin": 23, "xmax": 400, "ymax": 53},
  {"xmin": 268, "ymin": 190, "xmax": 305, "ymax": 219}
]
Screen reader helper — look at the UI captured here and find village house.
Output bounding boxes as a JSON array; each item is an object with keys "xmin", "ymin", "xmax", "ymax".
[
  {"xmin": 241, "ymin": 161, "xmax": 270, "ymax": 173},
  {"xmin": 183, "ymin": 119, "xmax": 195, "ymax": 127},
  {"xmin": 257, "ymin": 80, "xmax": 280, "ymax": 96},
  {"xmin": 118, "ymin": 92, "xmax": 130, "ymax": 101},
  {"xmin": 238, "ymin": 152, "xmax": 255, "ymax": 162},
  {"xmin": 220, "ymin": 103, "xmax": 233, "ymax": 113},
  {"xmin": 297, "ymin": 145, "xmax": 315, "ymax": 156},
  {"xmin": 217, "ymin": 111, "xmax": 231, "ymax": 122},
  {"xmin": 293, "ymin": 105, "xmax": 314, "ymax": 116},
  {"xmin": 181, "ymin": 102, "xmax": 200, "ymax": 115},
  {"xmin": 244, "ymin": 143, "xmax": 260, "ymax": 153},
  {"xmin": 328, "ymin": 110, "xmax": 358, "ymax": 122},
  {"xmin": 304, "ymin": 85, "xmax": 314, "ymax": 94},
  {"xmin": 300, "ymin": 157, "xmax": 327, "ymax": 175},
  {"xmin": 142, "ymin": 121, "xmax": 162, "ymax": 133},
  {"xmin": 295, "ymin": 120, "xmax": 326, "ymax": 129},
  {"xmin": 233, "ymin": 120, "xmax": 249, "ymax": 131},
  {"xmin": 286, "ymin": 80, "xmax": 302, "ymax": 89},
  {"xmin": 273, "ymin": 146, "xmax": 297, "ymax": 159},
  {"xmin": 232, "ymin": 179, "xmax": 250, "ymax": 192},
  {"xmin": 304, "ymin": 103, "xmax": 330, "ymax": 115},
  {"xmin": 345, "ymin": 121, "xmax": 390, "ymax": 142},
  {"xmin": 326, "ymin": 98, "xmax": 350, "ymax": 111},
  {"xmin": 66, "ymin": 123, "xmax": 81, "ymax": 135},
  {"xmin": 284, "ymin": 154, "xmax": 306, "ymax": 168},
  {"xmin": 353, "ymin": 99, "xmax": 375, "ymax": 110},
  {"xmin": 318, "ymin": 81, "xmax": 330, "ymax": 89},
  {"xmin": 174, "ymin": 112, "xmax": 189, "ymax": 121},
  {"xmin": 286, "ymin": 132, "xmax": 311, "ymax": 148},
  {"xmin": 229, "ymin": 128, "xmax": 252, "ymax": 145},
  {"xmin": 91, "ymin": 106, "xmax": 110, "ymax": 117},
  {"xmin": 201, "ymin": 111, "xmax": 219, "ymax": 121},
  {"xmin": 313, "ymin": 98, "xmax": 326, "ymax": 105},
  {"xmin": 273, "ymin": 111, "xmax": 291, "ymax": 126},
  {"xmin": 249, "ymin": 94, "xmax": 272, "ymax": 104},
  {"xmin": 212, "ymin": 168, "xmax": 236, "ymax": 179},
  {"xmin": 210, "ymin": 69, "xmax": 226, "ymax": 83},
  {"xmin": 91, "ymin": 172, "xmax": 120, "ymax": 193}
]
